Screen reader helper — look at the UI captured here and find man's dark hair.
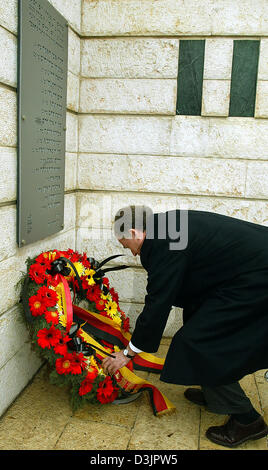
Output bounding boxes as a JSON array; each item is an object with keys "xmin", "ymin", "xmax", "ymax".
[{"xmin": 113, "ymin": 205, "xmax": 153, "ymax": 239}]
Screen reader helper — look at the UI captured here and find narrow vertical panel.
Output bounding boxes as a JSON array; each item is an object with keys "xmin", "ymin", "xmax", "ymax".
[
  {"xmin": 229, "ymin": 40, "xmax": 260, "ymax": 117},
  {"xmin": 176, "ymin": 40, "xmax": 205, "ymax": 116}
]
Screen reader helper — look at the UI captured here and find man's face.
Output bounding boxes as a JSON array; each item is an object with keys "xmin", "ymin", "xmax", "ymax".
[{"xmin": 118, "ymin": 229, "xmax": 145, "ymax": 257}]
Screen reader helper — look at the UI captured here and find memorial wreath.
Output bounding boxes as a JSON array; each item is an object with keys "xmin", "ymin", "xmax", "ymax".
[{"xmin": 20, "ymin": 248, "xmax": 176, "ymax": 416}]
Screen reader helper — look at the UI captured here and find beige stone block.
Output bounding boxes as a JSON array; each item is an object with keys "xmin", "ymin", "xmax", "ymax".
[
  {"xmin": 0, "ymin": 26, "xmax": 16, "ymax": 87},
  {"xmin": 255, "ymin": 81, "xmax": 268, "ymax": 118},
  {"xmin": 245, "ymin": 161, "xmax": 268, "ymax": 199},
  {"xmin": 0, "ymin": 305, "xmax": 30, "ymax": 370},
  {"xmin": 79, "ymin": 115, "xmax": 171, "ymax": 155},
  {"xmin": 119, "ymin": 301, "xmax": 183, "ymax": 337},
  {"xmin": 79, "ymin": 78, "xmax": 177, "ymax": 115},
  {"xmin": 202, "ymin": 80, "xmax": 231, "ymax": 117},
  {"xmin": 68, "ymin": 27, "xmax": 81, "ymax": 76},
  {"xmin": 0, "ymin": 85, "xmax": 16, "ymax": 147},
  {"xmin": 66, "ymin": 111, "xmax": 78, "ymax": 152},
  {"xmin": 170, "ymin": 116, "xmax": 268, "ymax": 160},
  {"xmin": 77, "ymin": 153, "xmax": 247, "ymax": 197},
  {"xmin": 105, "ymin": 268, "xmax": 147, "ymax": 304},
  {"xmin": 48, "ymin": 0, "xmax": 81, "ymax": 33},
  {"xmin": 64, "ymin": 152, "xmax": 77, "ymax": 191},
  {"xmin": 0, "ymin": 0, "xmax": 17, "ymax": 34},
  {"xmin": 0, "ymin": 205, "xmax": 16, "ymax": 262},
  {"xmin": 76, "ymin": 192, "xmax": 114, "ymax": 229},
  {"xmin": 63, "ymin": 193, "xmax": 76, "ymax": 231},
  {"xmin": 211, "ymin": 0, "xmax": 266, "ymax": 36},
  {"xmin": 81, "ymin": 0, "xmax": 214, "ymax": 36},
  {"xmin": 81, "ymin": 38, "xmax": 179, "ymax": 78},
  {"xmin": 67, "ymin": 71, "xmax": 79, "ymax": 112},
  {"xmin": 0, "ymin": 147, "xmax": 16, "ymax": 203},
  {"xmin": 0, "ymin": 342, "xmax": 42, "ymax": 418},
  {"xmin": 175, "ymin": 195, "xmax": 268, "ymax": 227},
  {"xmin": 204, "ymin": 39, "xmax": 233, "ymax": 79},
  {"xmin": 258, "ymin": 39, "xmax": 268, "ymax": 80}
]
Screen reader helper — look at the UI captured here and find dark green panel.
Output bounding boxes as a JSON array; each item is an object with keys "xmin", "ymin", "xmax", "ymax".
[
  {"xmin": 176, "ymin": 40, "xmax": 205, "ymax": 116},
  {"xmin": 229, "ymin": 40, "xmax": 260, "ymax": 117}
]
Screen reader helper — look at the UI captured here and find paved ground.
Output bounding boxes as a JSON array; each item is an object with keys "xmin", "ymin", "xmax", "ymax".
[{"xmin": 0, "ymin": 338, "xmax": 267, "ymax": 451}]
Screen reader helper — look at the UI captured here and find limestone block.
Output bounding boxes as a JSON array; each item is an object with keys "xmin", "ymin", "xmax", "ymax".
[
  {"xmin": 79, "ymin": 115, "xmax": 171, "ymax": 155},
  {"xmin": 0, "ymin": 147, "xmax": 16, "ymax": 203},
  {"xmin": 0, "ymin": 85, "xmax": 16, "ymax": 147},
  {"xmin": 258, "ymin": 39, "xmax": 268, "ymax": 80},
  {"xmin": 81, "ymin": 0, "xmax": 214, "ymax": 36},
  {"xmin": 64, "ymin": 152, "xmax": 77, "ymax": 191},
  {"xmin": 0, "ymin": 342, "xmax": 42, "ymax": 418},
  {"xmin": 203, "ymin": 39, "xmax": 233, "ymax": 79},
  {"xmin": 0, "ymin": 26, "xmax": 17, "ymax": 87},
  {"xmin": 81, "ymin": 38, "xmax": 179, "ymax": 78},
  {"xmin": 211, "ymin": 0, "xmax": 266, "ymax": 36},
  {"xmin": 0, "ymin": 304, "xmax": 30, "ymax": 370},
  {"xmin": 68, "ymin": 28, "xmax": 81, "ymax": 76},
  {"xmin": 175, "ymin": 195, "xmax": 268, "ymax": 227},
  {"xmin": 67, "ymin": 71, "xmax": 79, "ymax": 112},
  {"xmin": 255, "ymin": 81, "xmax": 268, "ymax": 118},
  {"xmin": 202, "ymin": 80, "xmax": 231, "ymax": 117},
  {"xmin": 66, "ymin": 111, "xmax": 78, "ymax": 153},
  {"xmin": 77, "ymin": 153, "xmax": 247, "ymax": 197},
  {"xmin": 0, "ymin": 205, "xmax": 16, "ymax": 262},
  {"xmin": 79, "ymin": 78, "xmax": 177, "ymax": 115},
  {"xmin": 0, "ymin": 0, "xmax": 17, "ymax": 34},
  {"xmin": 119, "ymin": 302, "xmax": 183, "ymax": 337},
  {"xmin": 170, "ymin": 116, "xmax": 268, "ymax": 160},
  {"xmin": 245, "ymin": 162, "xmax": 268, "ymax": 199},
  {"xmin": 63, "ymin": 193, "xmax": 76, "ymax": 231},
  {"xmin": 76, "ymin": 192, "xmax": 115, "ymax": 229},
  {"xmin": 105, "ymin": 268, "xmax": 147, "ymax": 304},
  {"xmin": 48, "ymin": 0, "xmax": 81, "ymax": 33}
]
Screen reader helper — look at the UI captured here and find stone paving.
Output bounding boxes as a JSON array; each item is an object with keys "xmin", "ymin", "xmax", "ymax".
[{"xmin": 0, "ymin": 338, "xmax": 267, "ymax": 451}]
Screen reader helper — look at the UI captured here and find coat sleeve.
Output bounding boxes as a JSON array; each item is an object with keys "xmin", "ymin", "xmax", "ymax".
[{"xmin": 130, "ymin": 242, "xmax": 187, "ymax": 352}]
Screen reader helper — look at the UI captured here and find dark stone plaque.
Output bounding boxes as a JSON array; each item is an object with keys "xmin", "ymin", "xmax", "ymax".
[{"xmin": 17, "ymin": 0, "xmax": 68, "ymax": 247}]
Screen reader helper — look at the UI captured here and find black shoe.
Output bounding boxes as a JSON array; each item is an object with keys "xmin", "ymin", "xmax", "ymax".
[
  {"xmin": 206, "ymin": 415, "xmax": 268, "ymax": 448},
  {"xmin": 184, "ymin": 388, "xmax": 207, "ymax": 406}
]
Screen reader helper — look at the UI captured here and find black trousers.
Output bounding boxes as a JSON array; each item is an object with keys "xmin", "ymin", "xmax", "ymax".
[{"xmin": 201, "ymin": 382, "xmax": 255, "ymax": 415}]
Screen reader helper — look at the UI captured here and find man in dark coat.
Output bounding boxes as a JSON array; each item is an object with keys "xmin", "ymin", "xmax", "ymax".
[{"xmin": 102, "ymin": 205, "xmax": 268, "ymax": 447}]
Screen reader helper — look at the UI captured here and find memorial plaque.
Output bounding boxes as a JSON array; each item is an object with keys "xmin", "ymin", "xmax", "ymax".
[{"xmin": 17, "ymin": 0, "xmax": 68, "ymax": 247}]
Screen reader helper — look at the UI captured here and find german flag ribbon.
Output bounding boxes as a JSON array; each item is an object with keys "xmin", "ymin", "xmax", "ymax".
[
  {"xmin": 79, "ymin": 323, "xmax": 176, "ymax": 417},
  {"xmin": 73, "ymin": 305, "xmax": 164, "ymax": 373}
]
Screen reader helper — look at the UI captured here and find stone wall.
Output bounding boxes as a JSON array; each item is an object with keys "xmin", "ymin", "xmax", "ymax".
[
  {"xmin": 0, "ymin": 0, "xmax": 80, "ymax": 416},
  {"xmin": 0, "ymin": 0, "xmax": 267, "ymax": 416}
]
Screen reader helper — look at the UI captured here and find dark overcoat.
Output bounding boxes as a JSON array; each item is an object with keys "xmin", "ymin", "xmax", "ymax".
[{"xmin": 130, "ymin": 210, "xmax": 268, "ymax": 386}]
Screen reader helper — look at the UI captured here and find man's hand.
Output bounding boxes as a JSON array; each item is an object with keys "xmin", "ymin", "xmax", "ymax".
[{"xmin": 102, "ymin": 350, "xmax": 132, "ymax": 376}]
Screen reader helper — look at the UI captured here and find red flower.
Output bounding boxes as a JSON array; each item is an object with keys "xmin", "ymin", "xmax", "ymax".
[
  {"xmin": 95, "ymin": 298, "xmax": 107, "ymax": 311},
  {"xmin": 35, "ymin": 252, "xmax": 52, "ymax": 269},
  {"xmin": 37, "ymin": 326, "xmax": 61, "ymax": 349},
  {"xmin": 54, "ymin": 334, "xmax": 71, "ymax": 355},
  {"xmin": 122, "ymin": 317, "xmax": 130, "ymax": 333},
  {"xmin": 55, "ymin": 354, "xmax": 74, "ymax": 375},
  {"xmin": 109, "ymin": 287, "xmax": 119, "ymax": 303},
  {"xmin": 29, "ymin": 295, "xmax": 47, "ymax": 316},
  {"xmin": 70, "ymin": 352, "xmax": 87, "ymax": 375},
  {"xmin": 29, "ymin": 263, "xmax": 47, "ymax": 284},
  {"xmin": 86, "ymin": 284, "xmax": 101, "ymax": 302},
  {"xmin": 102, "ymin": 277, "xmax": 110, "ymax": 289},
  {"xmin": 37, "ymin": 286, "xmax": 58, "ymax": 307},
  {"xmin": 79, "ymin": 376, "xmax": 93, "ymax": 396},
  {"xmin": 87, "ymin": 366, "xmax": 98, "ymax": 381},
  {"xmin": 97, "ymin": 376, "xmax": 119, "ymax": 404},
  {"xmin": 44, "ymin": 310, "xmax": 59, "ymax": 325}
]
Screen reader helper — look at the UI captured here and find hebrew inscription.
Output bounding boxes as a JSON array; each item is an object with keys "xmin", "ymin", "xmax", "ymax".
[{"xmin": 18, "ymin": 0, "xmax": 68, "ymax": 247}]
